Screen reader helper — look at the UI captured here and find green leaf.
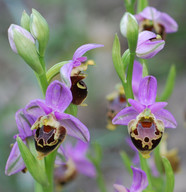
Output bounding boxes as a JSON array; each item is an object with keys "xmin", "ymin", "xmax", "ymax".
[
  {"xmin": 159, "ymin": 65, "xmax": 176, "ymax": 101},
  {"xmin": 46, "ymin": 61, "xmax": 68, "ymax": 83},
  {"xmin": 112, "ymin": 34, "xmax": 126, "ymax": 83},
  {"xmin": 16, "ymin": 136, "xmax": 49, "ymax": 186},
  {"xmin": 162, "ymin": 157, "xmax": 174, "ymax": 192},
  {"xmin": 120, "ymin": 151, "xmax": 133, "ymax": 175}
]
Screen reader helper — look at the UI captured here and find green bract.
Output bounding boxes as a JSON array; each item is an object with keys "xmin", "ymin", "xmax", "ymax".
[
  {"xmin": 21, "ymin": 10, "xmax": 30, "ymax": 31},
  {"xmin": 120, "ymin": 12, "xmax": 138, "ymax": 53},
  {"xmin": 30, "ymin": 9, "xmax": 49, "ymax": 56},
  {"xmin": 16, "ymin": 137, "xmax": 49, "ymax": 186}
]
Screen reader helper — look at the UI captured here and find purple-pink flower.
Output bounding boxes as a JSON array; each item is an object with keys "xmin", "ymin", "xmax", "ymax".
[
  {"xmin": 60, "ymin": 44, "xmax": 103, "ymax": 105},
  {"xmin": 114, "ymin": 167, "xmax": 148, "ymax": 192},
  {"xmin": 112, "ymin": 76, "xmax": 177, "ymax": 158},
  {"xmin": 5, "ymin": 80, "xmax": 90, "ymax": 175},
  {"xmin": 136, "ymin": 31, "xmax": 165, "ymax": 59},
  {"xmin": 135, "ymin": 6, "xmax": 178, "ymax": 38},
  {"xmin": 55, "ymin": 140, "xmax": 96, "ymax": 185}
]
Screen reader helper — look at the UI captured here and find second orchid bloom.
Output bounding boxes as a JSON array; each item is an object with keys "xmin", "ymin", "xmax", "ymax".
[{"xmin": 112, "ymin": 76, "xmax": 177, "ymax": 158}]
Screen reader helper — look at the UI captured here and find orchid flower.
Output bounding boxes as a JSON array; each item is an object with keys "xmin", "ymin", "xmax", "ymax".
[
  {"xmin": 136, "ymin": 31, "xmax": 165, "ymax": 59},
  {"xmin": 60, "ymin": 44, "xmax": 103, "ymax": 105},
  {"xmin": 135, "ymin": 6, "xmax": 178, "ymax": 39},
  {"xmin": 25, "ymin": 80, "xmax": 89, "ymax": 159},
  {"xmin": 55, "ymin": 140, "xmax": 96, "ymax": 185},
  {"xmin": 112, "ymin": 76, "xmax": 177, "ymax": 158},
  {"xmin": 114, "ymin": 167, "xmax": 148, "ymax": 192}
]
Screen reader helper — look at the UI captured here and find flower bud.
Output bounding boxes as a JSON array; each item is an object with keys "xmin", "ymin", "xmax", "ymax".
[
  {"xmin": 120, "ymin": 12, "xmax": 139, "ymax": 53},
  {"xmin": 21, "ymin": 10, "xmax": 30, "ymax": 31},
  {"xmin": 136, "ymin": 31, "xmax": 165, "ymax": 59},
  {"xmin": 30, "ymin": 9, "xmax": 49, "ymax": 56},
  {"xmin": 8, "ymin": 24, "xmax": 43, "ymax": 74}
]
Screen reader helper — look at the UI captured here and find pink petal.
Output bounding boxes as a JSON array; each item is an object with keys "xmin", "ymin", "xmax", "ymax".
[
  {"xmin": 149, "ymin": 102, "xmax": 168, "ymax": 113},
  {"xmin": 45, "ymin": 80, "xmax": 72, "ymax": 112},
  {"xmin": 73, "ymin": 44, "xmax": 104, "ymax": 60},
  {"xmin": 130, "ymin": 167, "xmax": 148, "ymax": 192},
  {"xmin": 132, "ymin": 61, "xmax": 143, "ymax": 99},
  {"xmin": 60, "ymin": 61, "xmax": 73, "ymax": 88},
  {"xmin": 25, "ymin": 99, "xmax": 46, "ymax": 119},
  {"xmin": 156, "ymin": 12, "xmax": 178, "ymax": 33},
  {"xmin": 138, "ymin": 76, "xmax": 157, "ymax": 106},
  {"xmin": 112, "ymin": 106, "xmax": 138, "ymax": 125},
  {"xmin": 138, "ymin": 6, "xmax": 161, "ymax": 21},
  {"xmin": 15, "ymin": 109, "xmax": 34, "ymax": 139},
  {"xmin": 55, "ymin": 112, "xmax": 90, "ymax": 142},
  {"xmin": 5, "ymin": 142, "xmax": 26, "ymax": 176},
  {"xmin": 154, "ymin": 109, "xmax": 177, "ymax": 128},
  {"xmin": 128, "ymin": 99, "xmax": 145, "ymax": 113}
]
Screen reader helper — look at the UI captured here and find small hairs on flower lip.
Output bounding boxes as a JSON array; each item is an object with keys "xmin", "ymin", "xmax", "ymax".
[{"xmin": 32, "ymin": 114, "xmax": 67, "ymax": 159}]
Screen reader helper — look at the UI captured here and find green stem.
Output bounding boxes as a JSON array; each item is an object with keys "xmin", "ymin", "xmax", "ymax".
[
  {"xmin": 139, "ymin": 153, "xmax": 153, "ymax": 191},
  {"xmin": 137, "ymin": 0, "xmax": 148, "ymax": 13},
  {"xmin": 139, "ymin": 59, "xmax": 148, "ymax": 77},
  {"xmin": 43, "ymin": 150, "xmax": 58, "ymax": 192},
  {"xmin": 37, "ymin": 72, "xmax": 48, "ymax": 95},
  {"xmin": 35, "ymin": 56, "xmax": 48, "ymax": 95},
  {"xmin": 154, "ymin": 146, "xmax": 163, "ymax": 174},
  {"xmin": 35, "ymin": 182, "xmax": 44, "ymax": 192},
  {"xmin": 39, "ymin": 56, "xmax": 46, "ymax": 72},
  {"xmin": 95, "ymin": 164, "xmax": 107, "ymax": 192}
]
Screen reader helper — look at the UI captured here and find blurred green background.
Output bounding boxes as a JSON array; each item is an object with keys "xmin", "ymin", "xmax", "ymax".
[{"xmin": 0, "ymin": 0, "xmax": 186, "ymax": 191}]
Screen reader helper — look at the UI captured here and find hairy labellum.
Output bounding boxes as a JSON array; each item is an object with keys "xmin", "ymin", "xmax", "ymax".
[
  {"xmin": 128, "ymin": 109, "xmax": 164, "ymax": 158},
  {"xmin": 70, "ymin": 75, "xmax": 87, "ymax": 105},
  {"xmin": 32, "ymin": 114, "xmax": 66, "ymax": 159}
]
